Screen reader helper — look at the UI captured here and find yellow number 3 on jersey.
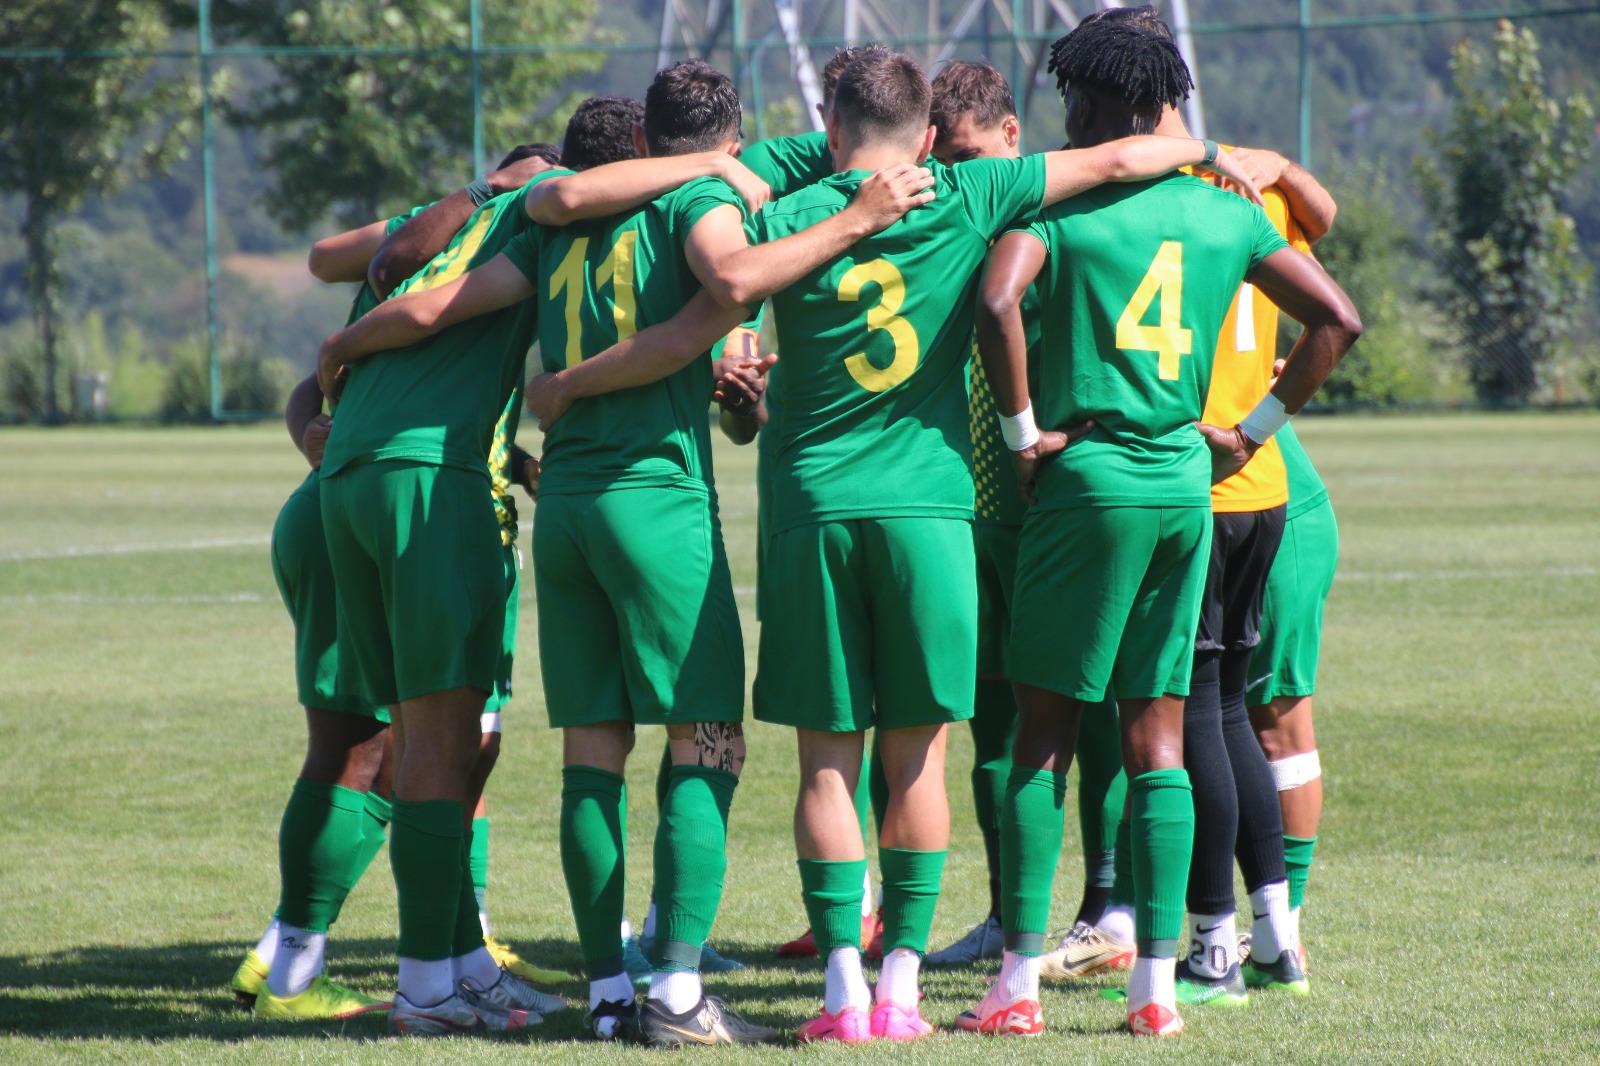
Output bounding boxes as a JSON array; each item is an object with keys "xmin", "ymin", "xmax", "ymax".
[
  {"xmin": 1115, "ymin": 241, "xmax": 1191, "ymax": 381},
  {"xmin": 839, "ymin": 259, "xmax": 920, "ymax": 392}
]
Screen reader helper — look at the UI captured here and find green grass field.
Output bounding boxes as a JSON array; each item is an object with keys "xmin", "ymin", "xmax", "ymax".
[{"xmin": 3, "ymin": 413, "xmax": 1598, "ymax": 1064}]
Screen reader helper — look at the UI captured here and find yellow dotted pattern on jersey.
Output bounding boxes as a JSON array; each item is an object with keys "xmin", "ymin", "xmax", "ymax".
[
  {"xmin": 968, "ymin": 344, "xmax": 1004, "ymax": 523},
  {"xmin": 488, "ymin": 408, "xmax": 516, "ymax": 547}
]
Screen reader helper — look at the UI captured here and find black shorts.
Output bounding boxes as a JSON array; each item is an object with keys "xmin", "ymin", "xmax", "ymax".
[{"xmin": 1195, "ymin": 506, "xmax": 1287, "ymax": 654}]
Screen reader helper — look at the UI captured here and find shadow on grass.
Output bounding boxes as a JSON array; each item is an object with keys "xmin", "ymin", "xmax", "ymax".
[{"xmin": 0, "ymin": 936, "xmax": 835, "ymax": 1042}]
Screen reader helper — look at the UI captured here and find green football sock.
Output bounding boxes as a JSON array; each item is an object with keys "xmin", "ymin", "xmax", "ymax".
[
  {"xmin": 851, "ymin": 754, "xmax": 872, "ymax": 844},
  {"xmin": 275, "ymin": 780, "xmax": 369, "ymax": 934},
  {"xmin": 452, "ymin": 833, "xmax": 488, "ymax": 957},
  {"xmin": 652, "ymin": 764, "xmax": 738, "ymax": 971},
  {"xmin": 560, "ymin": 765, "xmax": 627, "ymax": 978},
  {"xmin": 879, "ymin": 848, "xmax": 947, "ymax": 954},
  {"xmin": 390, "ymin": 798, "xmax": 465, "ymax": 961},
  {"xmin": 1285, "ymin": 834, "xmax": 1318, "ymax": 911},
  {"xmin": 1108, "ymin": 813, "xmax": 1134, "ymax": 909},
  {"xmin": 970, "ymin": 679, "xmax": 1016, "ymax": 834},
  {"xmin": 1000, "ymin": 766, "xmax": 1067, "ymax": 955},
  {"xmin": 347, "ymin": 791, "xmax": 392, "ymax": 894},
  {"xmin": 1075, "ymin": 700, "xmax": 1125, "ymax": 889},
  {"xmin": 868, "ymin": 733, "xmax": 889, "ymax": 839},
  {"xmin": 799, "ymin": 858, "xmax": 868, "ymax": 953},
  {"xmin": 1130, "ymin": 768, "xmax": 1194, "ymax": 958},
  {"xmin": 469, "ymin": 815, "xmax": 490, "ymax": 914}
]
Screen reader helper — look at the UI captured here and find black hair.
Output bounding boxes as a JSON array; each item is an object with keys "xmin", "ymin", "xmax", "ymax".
[
  {"xmin": 1077, "ymin": 4, "xmax": 1175, "ymax": 42},
  {"xmin": 561, "ymin": 96, "xmax": 645, "ymax": 171},
  {"xmin": 1047, "ymin": 18, "xmax": 1193, "ymax": 112},
  {"xmin": 831, "ymin": 50, "xmax": 931, "ymax": 146},
  {"xmin": 930, "ymin": 60, "xmax": 1017, "ymax": 131},
  {"xmin": 644, "ymin": 60, "xmax": 742, "ymax": 156},
  {"xmin": 821, "ymin": 44, "xmax": 889, "ymax": 103},
  {"xmin": 497, "ymin": 142, "xmax": 563, "ymax": 170}
]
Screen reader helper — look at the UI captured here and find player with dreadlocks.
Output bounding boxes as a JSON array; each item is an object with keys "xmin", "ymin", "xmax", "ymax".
[{"xmin": 960, "ymin": 16, "xmax": 1358, "ymax": 1036}]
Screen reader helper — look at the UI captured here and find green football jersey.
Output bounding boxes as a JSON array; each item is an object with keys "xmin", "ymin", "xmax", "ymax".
[
  {"xmin": 488, "ymin": 387, "xmax": 523, "ymax": 544},
  {"xmin": 504, "ymin": 175, "xmax": 743, "ymax": 496},
  {"xmin": 752, "ymin": 155, "xmax": 1046, "ymax": 533},
  {"xmin": 740, "ymin": 131, "xmax": 833, "ymax": 198},
  {"xmin": 338, "ymin": 204, "xmax": 433, "ymax": 327},
  {"xmin": 969, "ymin": 285, "xmax": 1041, "ymax": 528},
  {"xmin": 1278, "ymin": 421, "xmax": 1329, "ymax": 519},
  {"xmin": 1022, "ymin": 174, "xmax": 1288, "ymax": 510},
  {"xmin": 321, "ymin": 170, "xmax": 568, "ymax": 481}
]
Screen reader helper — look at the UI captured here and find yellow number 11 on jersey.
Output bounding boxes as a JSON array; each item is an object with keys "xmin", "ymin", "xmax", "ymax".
[
  {"xmin": 1115, "ymin": 241, "xmax": 1191, "ymax": 381},
  {"xmin": 549, "ymin": 232, "xmax": 639, "ymax": 368}
]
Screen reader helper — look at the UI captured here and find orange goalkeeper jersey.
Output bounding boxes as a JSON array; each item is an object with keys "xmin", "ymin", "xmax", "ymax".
[{"xmin": 1186, "ymin": 157, "xmax": 1312, "ymax": 513}]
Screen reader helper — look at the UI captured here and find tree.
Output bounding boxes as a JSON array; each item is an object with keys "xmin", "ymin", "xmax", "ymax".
[
  {"xmin": 0, "ymin": 1, "xmax": 195, "ymax": 422},
  {"xmin": 216, "ymin": 0, "xmax": 603, "ymax": 231},
  {"xmin": 1415, "ymin": 20, "xmax": 1594, "ymax": 405}
]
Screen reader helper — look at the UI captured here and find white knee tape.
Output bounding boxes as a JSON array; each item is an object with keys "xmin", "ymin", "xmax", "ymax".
[
  {"xmin": 480, "ymin": 711, "xmax": 503, "ymax": 735},
  {"xmin": 1270, "ymin": 750, "xmax": 1321, "ymax": 791}
]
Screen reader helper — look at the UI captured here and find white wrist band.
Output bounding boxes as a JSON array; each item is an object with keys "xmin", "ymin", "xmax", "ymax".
[
  {"xmin": 1238, "ymin": 391, "xmax": 1289, "ymax": 446},
  {"xmin": 999, "ymin": 403, "xmax": 1040, "ymax": 451}
]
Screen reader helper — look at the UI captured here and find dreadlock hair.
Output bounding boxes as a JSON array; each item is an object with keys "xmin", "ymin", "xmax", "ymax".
[
  {"xmin": 1078, "ymin": 4, "xmax": 1175, "ymax": 42},
  {"xmin": 561, "ymin": 96, "xmax": 644, "ymax": 171},
  {"xmin": 821, "ymin": 43, "xmax": 890, "ymax": 103},
  {"xmin": 1047, "ymin": 19, "xmax": 1193, "ymax": 119},
  {"xmin": 497, "ymin": 142, "xmax": 562, "ymax": 170},
  {"xmin": 644, "ymin": 60, "xmax": 742, "ymax": 156}
]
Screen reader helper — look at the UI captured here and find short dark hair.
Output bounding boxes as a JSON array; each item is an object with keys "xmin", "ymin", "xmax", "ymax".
[
  {"xmin": 1079, "ymin": 4, "xmax": 1175, "ymax": 42},
  {"xmin": 831, "ymin": 51, "xmax": 931, "ymax": 147},
  {"xmin": 821, "ymin": 44, "xmax": 889, "ymax": 103},
  {"xmin": 930, "ymin": 60, "xmax": 1016, "ymax": 132},
  {"xmin": 1048, "ymin": 20, "xmax": 1193, "ymax": 115},
  {"xmin": 497, "ymin": 142, "xmax": 563, "ymax": 170},
  {"xmin": 561, "ymin": 96, "xmax": 644, "ymax": 171},
  {"xmin": 644, "ymin": 60, "xmax": 742, "ymax": 156}
]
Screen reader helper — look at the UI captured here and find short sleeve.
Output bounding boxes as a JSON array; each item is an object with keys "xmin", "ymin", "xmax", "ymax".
[
  {"xmin": 500, "ymin": 229, "xmax": 542, "ymax": 286},
  {"xmin": 672, "ymin": 175, "xmax": 746, "ymax": 235},
  {"xmin": 1247, "ymin": 203, "xmax": 1291, "ymax": 272},
  {"xmin": 740, "ymin": 132, "xmax": 833, "ymax": 198},
  {"xmin": 954, "ymin": 155, "xmax": 1047, "ymax": 237},
  {"xmin": 385, "ymin": 202, "xmax": 434, "ymax": 235}
]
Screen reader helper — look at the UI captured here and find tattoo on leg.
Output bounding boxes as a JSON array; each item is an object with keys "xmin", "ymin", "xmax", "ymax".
[{"xmin": 693, "ymin": 722, "xmax": 744, "ymax": 773}]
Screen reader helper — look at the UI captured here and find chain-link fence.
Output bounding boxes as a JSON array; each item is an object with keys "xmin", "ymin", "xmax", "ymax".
[{"xmin": 1, "ymin": 0, "xmax": 1596, "ymax": 420}]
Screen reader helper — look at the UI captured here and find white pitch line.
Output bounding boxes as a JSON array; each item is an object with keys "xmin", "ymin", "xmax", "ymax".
[
  {"xmin": 1, "ymin": 592, "xmax": 268, "ymax": 605},
  {"xmin": 1339, "ymin": 565, "xmax": 1599, "ymax": 583},
  {"xmin": 0, "ymin": 535, "xmax": 270, "ymax": 563}
]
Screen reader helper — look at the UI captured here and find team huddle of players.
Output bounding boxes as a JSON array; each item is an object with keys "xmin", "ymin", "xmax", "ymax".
[{"xmin": 231, "ymin": 3, "xmax": 1358, "ymax": 1045}]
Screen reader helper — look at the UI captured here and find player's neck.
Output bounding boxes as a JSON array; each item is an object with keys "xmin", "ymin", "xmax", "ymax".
[
  {"xmin": 837, "ymin": 144, "xmax": 922, "ymax": 173},
  {"xmin": 1154, "ymin": 106, "xmax": 1190, "ymax": 139}
]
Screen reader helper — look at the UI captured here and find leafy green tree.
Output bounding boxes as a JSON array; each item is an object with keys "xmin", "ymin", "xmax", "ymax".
[
  {"xmin": 1415, "ymin": 20, "xmax": 1594, "ymax": 405},
  {"xmin": 0, "ymin": 0, "xmax": 195, "ymax": 421},
  {"xmin": 216, "ymin": 0, "xmax": 602, "ymax": 230}
]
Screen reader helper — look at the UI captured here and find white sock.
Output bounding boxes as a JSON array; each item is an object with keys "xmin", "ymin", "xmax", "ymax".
[
  {"xmin": 253, "ymin": 917, "xmax": 281, "ymax": 966},
  {"xmin": 1288, "ymin": 904, "xmax": 1302, "ymax": 948},
  {"xmin": 1096, "ymin": 903, "xmax": 1136, "ymax": 945},
  {"xmin": 1187, "ymin": 911, "xmax": 1237, "ymax": 978},
  {"xmin": 398, "ymin": 956, "xmax": 455, "ymax": 1006},
  {"xmin": 824, "ymin": 947, "xmax": 871, "ymax": 1015},
  {"xmin": 874, "ymin": 947, "xmax": 921, "ymax": 1009},
  {"xmin": 479, "ymin": 910, "xmax": 492, "ymax": 938},
  {"xmin": 642, "ymin": 900, "xmax": 658, "ymax": 941},
  {"xmin": 997, "ymin": 950, "xmax": 1041, "ymax": 1005},
  {"xmin": 620, "ymin": 918, "xmax": 634, "ymax": 943},
  {"xmin": 454, "ymin": 945, "xmax": 503, "ymax": 989},
  {"xmin": 1126, "ymin": 955, "xmax": 1176, "ymax": 1013},
  {"xmin": 266, "ymin": 925, "xmax": 325, "ymax": 998},
  {"xmin": 647, "ymin": 969, "xmax": 702, "ymax": 1014},
  {"xmin": 1249, "ymin": 881, "xmax": 1292, "ymax": 964},
  {"xmin": 860, "ymin": 869, "xmax": 875, "ymax": 918},
  {"xmin": 590, "ymin": 972, "xmax": 635, "ymax": 1011}
]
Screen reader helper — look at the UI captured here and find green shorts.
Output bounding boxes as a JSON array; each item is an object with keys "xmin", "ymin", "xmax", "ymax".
[
  {"xmin": 320, "ymin": 460, "xmax": 505, "ymax": 706},
  {"xmin": 1249, "ymin": 494, "xmax": 1338, "ymax": 704},
  {"xmin": 533, "ymin": 485, "xmax": 744, "ymax": 728},
  {"xmin": 1010, "ymin": 506, "xmax": 1211, "ymax": 703},
  {"xmin": 754, "ymin": 517, "xmax": 977, "ymax": 733},
  {"xmin": 975, "ymin": 522, "xmax": 1021, "ymax": 678},
  {"xmin": 270, "ymin": 474, "xmax": 388, "ymax": 722},
  {"xmin": 483, "ymin": 542, "xmax": 520, "ymax": 725}
]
